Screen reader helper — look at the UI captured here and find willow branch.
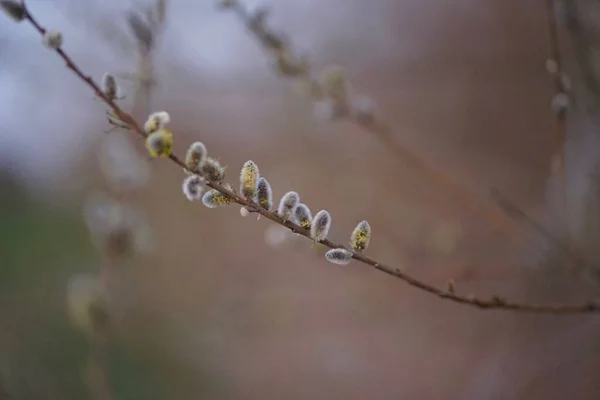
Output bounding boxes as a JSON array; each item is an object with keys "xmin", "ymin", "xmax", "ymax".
[{"xmin": 18, "ymin": 4, "xmax": 600, "ymax": 314}]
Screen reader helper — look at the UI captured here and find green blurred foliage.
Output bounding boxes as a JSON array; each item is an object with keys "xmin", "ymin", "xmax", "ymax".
[{"xmin": 0, "ymin": 176, "xmax": 167, "ymax": 399}]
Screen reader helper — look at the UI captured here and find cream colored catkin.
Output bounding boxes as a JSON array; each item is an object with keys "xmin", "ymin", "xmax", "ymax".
[
  {"xmin": 310, "ymin": 210, "xmax": 331, "ymax": 241},
  {"xmin": 185, "ymin": 142, "xmax": 207, "ymax": 172},
  {"xmin": 293, "ymin": 203, "xmax": 312, "ymax": 229},
  {"xmin": 325, "ymin": 248, "xmax": 353, "ymax": 265},
  {"xmin": 201, "ymin": 157, "xmax": 226, "ymax": 183},
  {"xmin": 182, "ymin": 174, "xmax": 205, "ymax": 201},
  {"xmin": 256, "ymin": 177, "xmax": 273, "ymax": 210},
  {"xmin": 277, "ymin": 191, "xmax": 299, "ymax": 220}
]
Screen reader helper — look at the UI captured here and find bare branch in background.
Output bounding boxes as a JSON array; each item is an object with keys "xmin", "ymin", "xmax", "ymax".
[
  {"xmin": 491, "ymin": 188, "xmax": 584, "ymax": 270},
  {"xmin": 124, "ymin": 0, "xmax": 167, "ymax": 119},
  {"xmin": 545, "ymin": 0, "xmax": 569, "ymax": 233},
  {"xmin": 215, "ymin": 0, "xmax": 546, "ymax": 250},
  {"xmin": 560, "ymin": 0, "xmax": 600, "ymax": 107}
]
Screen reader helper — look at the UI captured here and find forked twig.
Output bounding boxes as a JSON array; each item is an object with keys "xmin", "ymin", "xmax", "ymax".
[{"xmin": 14, "ymin": 1, "xmax": 600, "ymax": 314}]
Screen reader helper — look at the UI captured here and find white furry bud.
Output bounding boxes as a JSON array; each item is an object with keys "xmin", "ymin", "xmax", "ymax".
[
  {"xmin": 144, "ymin": 111, "xmax": 171, "ymax": 134},
  {"xmin": 293, "ymin": 203, "xmax": 312, "ymax": 229},
  {"xmin": 277, "ymin": 191, "xmax": 300, "ymax": 220},
  {"xmin": 256, "ymin": 177, "xmax": 273, "ymax": 210},
  {"xmin": 185, "ymin": 141, "xmax": 207, "ymax": 172},
  {"xmin": 325, "ymin": 248, "xmax": 353, "ymax": 265},
  {"xmin": 101, "ymin": 73, "xmax": 120, "ymax": 101},
  {"xmin": 43, "ymin": 30, "xmax": 63, "ymax": 49},
  {"xmin": 0, "ymin": 0, "xmax": 26, "ymax": 22},
  {"xmin": 182, "ymin": 174, "xmax": 205, "ymax": 201},
  {"xmin": 310, "ymin": 210, "xmax": 331, "ymax": 242}
]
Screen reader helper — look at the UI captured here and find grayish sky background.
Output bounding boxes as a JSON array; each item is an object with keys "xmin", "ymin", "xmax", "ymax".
[
  {"xmin": 0, "ymin": 0, "xmax": 277, "ymax": 192},
  {"xmin": 0, "ymin": 0, "xmax": 490, "ymax": 194}
]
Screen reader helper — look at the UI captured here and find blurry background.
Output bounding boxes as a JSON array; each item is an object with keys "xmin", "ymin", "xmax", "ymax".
[{"xmin": 1, "ymin": 0, "xmax": 600, "ymax": 398}]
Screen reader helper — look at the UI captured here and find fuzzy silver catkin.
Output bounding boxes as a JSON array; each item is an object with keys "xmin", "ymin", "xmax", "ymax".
[
  {"xmin": 182, "ymin": 175, "xmax": 205, "ymax": 201},
  {"xmin": 185, "ymin": 142, "xmax": 207, "ymax": 172},
  {"xmin": 310, "ymin": 210, "xmax": 331, "ymax": 241},
  {"xmin": 202, "ymin": 189, "xmax": 231, "ymax": 208},
  {"xmin": 144, "ymin": 111, "xmax": 170, "ymax": 134},
  {"xmin": 145, "ymin": 129, "xmax": 173, "ymax": 158},
  {"xmin": 293, "ymin": 203, "xmax": 312, "ymax": 229},
  {"xmin": 350, "ymin": 220, "xmax": 371, "ymax": 252},
  {"xmin": 101, "ymin": 73, "xmax": 119, "ymax": 101},
  {"xmin": 201, "ymin": 157, "xmax": 226, "ymax": 182},
  {"xmin": 256, "ymin": 177, "xmax": 273, "ymax": 210},
  {"xmin": 43, "ymin": 30, "xmax": 63, "ymax": 49},
  {"xmin": 240, "ymin": 160, "xmax": 260, "ymax": 199},
  {"xmin": 0, "ymin": 0, "xmax": 26, "ymax": 22},
  {"xmin": 277, "ymin": 191, "xmax": 299, "ymax": 220},
  {"xmin": 325, "ymin": 248, "xmax": 353, "ymax": 265}
]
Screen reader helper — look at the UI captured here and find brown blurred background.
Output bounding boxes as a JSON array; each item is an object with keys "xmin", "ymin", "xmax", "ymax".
[{"xmin": 2, "ymin": 0, "xmax": 600, "ymax": 399}]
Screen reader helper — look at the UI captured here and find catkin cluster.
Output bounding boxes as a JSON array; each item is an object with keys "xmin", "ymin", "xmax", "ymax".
[
  {"xmin": 324, "ymin": 221, "xmax": 372, "ymax": 265},
  {"xmin": 179, "ymin": 139, "xmax": 231, "ymax": 207},
  {"xmin": 178, "ymin": 148, "xmax": 374, "ymax": 266},
  {"xmin": 144, "ymin": 111, "xmax": 173, "ymax": 157}
]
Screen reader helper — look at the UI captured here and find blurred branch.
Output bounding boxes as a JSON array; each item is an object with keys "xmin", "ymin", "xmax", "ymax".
[
  {"xmin": 80, "ymin": 2, "xmax": 170, "ymax": 397},
  {"xmin": 219, "ymin": 0, "xmax": 531, "ymax": 246},
  {"xmin": 84, "ymin": 330, "xmax": 113, "ymax": 400},
  {"xmin": 125, "ymin": 0, "xmax": 167, "ymax": 119},
  {"xmin": 12, "ymin": 0, "xmax": 600, "ymax": 315},
  {"xmin": 545, "ymin": 0, "xmax": 569, "ymax": 232},
  {"xmin": 491, "ymin": 188, "xmax": 584, "ymax": 269},
  {"xmin": 561, "ymin": 0, "xmax": 600, "ymax": 106}
]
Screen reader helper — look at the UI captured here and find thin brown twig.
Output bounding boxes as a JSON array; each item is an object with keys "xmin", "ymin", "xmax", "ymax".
[
  {"xmin": 19, "ymin": 4, "xmax": 600, "ymax": 314},
  {"xmin": 127, "ymin": 0, "xmax": 166, "ymax": 120},
  {"xmin": 545, "ymin": 0, "xmax": 569, "ymax": 229},
  {"xmin": 491, "ymin": 188, "xmax": 583, "ymax": 269},
  {"xmin": 356, "ymin": 120, "xmax": 526, "ymax": 238}
]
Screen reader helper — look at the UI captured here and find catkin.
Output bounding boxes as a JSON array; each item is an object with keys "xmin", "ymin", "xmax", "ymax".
[
  {"xmin": 310, "ymin": 210, "xmax": 331, "ymax": 241},
  {"xmin": 325, "ymin": 248, "xmax": 353, "ymax": 265},
  {"xmin": 350, "ymin": 220, "xmax": 371, "ymax": 252},
  {"xmin": 256, "ymin": 177, "xmax": 273, "ymax": 210},
  {"xmin": 277, "ymin": 191, "xmax": 300, "ymax": 220},
  {"xmin": 240, "ymin": 160, "xmax": 260, "ymax": 199}
]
